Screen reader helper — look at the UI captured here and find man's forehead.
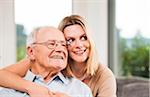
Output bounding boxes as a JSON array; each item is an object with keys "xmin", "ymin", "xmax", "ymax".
[
  {"xmin": 38, "ymin": 27, "xmax": 58, "ymax": 33},
  {"xmin": 36, "ymin": 27, "xmax": 65, "ymax": 42}
]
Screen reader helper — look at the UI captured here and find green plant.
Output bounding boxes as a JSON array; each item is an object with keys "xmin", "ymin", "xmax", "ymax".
[
  {"xmin": 120, "ymin": 34, "xmax": 149, "ymax": 78},
  {"xmin": 17, "ymin": 46, "xmax": 26, "ymax": 61},
  {"xmin": 16, "ymin": 24, "xmax": 27, "ymax": 61}
]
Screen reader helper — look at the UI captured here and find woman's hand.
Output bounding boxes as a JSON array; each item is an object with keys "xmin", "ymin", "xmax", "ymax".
[
  {"xmin": 53, "ymin": 92, "xmax": 71, "ymax": 97},
  {"xmin": 27, "ymin": 83, "xmax": 71, "ymax": 97},
  {"xmin": 26, "ymin": 82, "xmax": 54, "ymax": 97}
]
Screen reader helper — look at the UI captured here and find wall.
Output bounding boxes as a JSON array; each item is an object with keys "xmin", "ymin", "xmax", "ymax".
[
  {"xmin": 72, "ymin": 0, "xmax": 108, "ymax": 65},
  {"xmin": 0, "ymin": 0, "xmax": 16, "ymax": 68}
]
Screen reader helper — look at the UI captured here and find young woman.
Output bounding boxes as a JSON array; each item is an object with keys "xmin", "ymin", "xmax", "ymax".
[{"xmin": 0, "ymin": 15, "xmax": 116, "ymax": 97}]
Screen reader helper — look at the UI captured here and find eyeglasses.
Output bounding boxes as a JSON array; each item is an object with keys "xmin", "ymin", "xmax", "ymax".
[{"xmin": 32, "ymin": 40, "xmax": 67, "ymax": 49}]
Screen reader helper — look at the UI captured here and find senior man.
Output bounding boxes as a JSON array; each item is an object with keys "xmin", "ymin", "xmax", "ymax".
[{"xmin": 0, "ymin": 26, "xmax": 92, "ymax": 97}]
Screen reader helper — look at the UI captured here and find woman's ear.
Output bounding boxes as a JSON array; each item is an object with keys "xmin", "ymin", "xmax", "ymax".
[{"xmin": 27, "ymin": 46, "xmax": 35, "ymax": 61}]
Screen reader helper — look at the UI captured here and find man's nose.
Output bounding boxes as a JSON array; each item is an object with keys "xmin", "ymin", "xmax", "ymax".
[
  {"xmin": 55, "ymin": 42, "xmax": 65, "ymax": 48},
  {"xmin": 54, "ymin": 44, "xmax": 67, "ymax": 57},
  {"xmin": 55, "ymin": 44, "xmax": 65, "ymax": 51}
]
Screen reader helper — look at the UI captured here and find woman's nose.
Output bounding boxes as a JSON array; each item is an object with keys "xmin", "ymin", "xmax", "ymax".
[{"xmin": 75, "ymin": 40, "xmax": 83, "ymax": 48}]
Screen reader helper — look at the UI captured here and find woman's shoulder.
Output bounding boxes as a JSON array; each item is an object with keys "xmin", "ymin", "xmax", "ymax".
[
  {"xmin": 95, "ymin": 64, "xmax": 115, "ymax": 78},
  {"xmin": 89, "ymin": 64, "xmax": 117, "ymax": 97},
  {"xmin": 89, "ymin": 64, "xmax": 116, "ymax": 87}
]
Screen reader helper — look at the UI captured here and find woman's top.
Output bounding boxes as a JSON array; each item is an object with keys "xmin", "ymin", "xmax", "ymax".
[{"xmin": 84, "ymin": 64, "xmax": 117, "ymax": 97}]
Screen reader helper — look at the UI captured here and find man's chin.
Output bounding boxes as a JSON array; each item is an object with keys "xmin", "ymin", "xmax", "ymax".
[
  {"xmin": 54, "ymin": 64, "xmax": 66, "ymax": 71},
  {"xmin": 50, "ymin": 60, "xmax": 66, "ymax": 67}
]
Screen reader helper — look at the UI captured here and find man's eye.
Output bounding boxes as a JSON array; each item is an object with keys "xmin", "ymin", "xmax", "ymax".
[
  {"xmin": 80, "ymin": 35, "xmax": 87, "ymax": 41},
  {"xmin": 61, "ymin": 42, "xmax": 67, "ymax": 47},
  {"xmin": 66, "ymin": 38, "xmax": 74, "ymax": 45},
  {"xmin": 48, "ymin": 42, "xmax": 55, "ymax": 46}
]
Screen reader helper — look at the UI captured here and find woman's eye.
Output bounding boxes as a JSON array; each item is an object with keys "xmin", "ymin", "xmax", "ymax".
[
  {"xmin": 66, "ymin": 38, "xmax": 74, "ymax": 45},
  {"xmin": 81, "ymin": 35, "xmax": 87, "ymax": 41}
]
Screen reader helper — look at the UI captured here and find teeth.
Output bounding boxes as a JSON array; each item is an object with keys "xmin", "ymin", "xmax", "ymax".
[
  {"xmin": 51, "ymin": 55, "xmax": 63, "ymax": 59},
  {"xmin": 74, "ymin": 50, "xmax": 86, "ymax": 54}
]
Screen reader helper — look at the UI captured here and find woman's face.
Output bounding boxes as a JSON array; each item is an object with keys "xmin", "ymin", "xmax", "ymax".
[{"xmin": 63, "ymin": 24, "xmax": 90, "ymax": 63}]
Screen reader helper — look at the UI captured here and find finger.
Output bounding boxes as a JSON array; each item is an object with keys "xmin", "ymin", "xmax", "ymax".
[{"xmin": 48, "ymin": 90, "xmax": 55, "ymax": 96}]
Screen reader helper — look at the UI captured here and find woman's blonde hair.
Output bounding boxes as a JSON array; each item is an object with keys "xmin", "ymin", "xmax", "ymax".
[{"xmin": 58, "ymin": 15, "xmax": 100, "ymax": 76}]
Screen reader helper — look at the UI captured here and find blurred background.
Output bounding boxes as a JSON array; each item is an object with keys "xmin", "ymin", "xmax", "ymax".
[{"xmin": 0, "ymin": 0, "xmax": 149, "ymax": 97}]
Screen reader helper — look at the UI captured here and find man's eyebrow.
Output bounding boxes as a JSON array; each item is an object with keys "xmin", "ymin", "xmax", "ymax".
[
  {"xmin": 47, "ymin": 40, "xmax": 66, "ymax": 42},
  {"xmin": 60, "ymin": 40, "xmax": 66, "ymax": 43},
  {"xmin": 45, "ymin": 40, "xmax": 57, "ymax": 42}
]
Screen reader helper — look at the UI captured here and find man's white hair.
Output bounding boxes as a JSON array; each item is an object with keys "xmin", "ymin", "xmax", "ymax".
[
  {"xmin": 26, "ymin": 26, "xmax": 57, "ymax": 47},
  {"xmin": 26, "ymin": 27, "xmax": 39, "ymax": 47}
]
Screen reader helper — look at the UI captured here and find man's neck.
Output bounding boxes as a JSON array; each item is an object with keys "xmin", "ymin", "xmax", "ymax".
[{"xmin": 30, "ymin": 63, "xmax": 59, "ymax": 82}]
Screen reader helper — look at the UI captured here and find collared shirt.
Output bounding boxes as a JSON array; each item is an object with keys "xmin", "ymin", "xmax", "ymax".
[{"xmin": 0, "ymin": 71, "xmax": 93, "ymax": 97}]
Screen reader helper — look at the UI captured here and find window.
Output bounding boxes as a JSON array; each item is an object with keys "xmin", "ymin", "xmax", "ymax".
[
  {"xmin": 15, "ymin": 0, "xmax": 72, "ymax": 61},
  {"xmin": 109, "ymin": 0, "xmax": 149, "ymax": 78}
]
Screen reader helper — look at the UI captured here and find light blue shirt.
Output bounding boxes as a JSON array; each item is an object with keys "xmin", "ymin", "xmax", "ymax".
[{"xmin": 0, "ymin": 71, "xmax": 93, "ymax": 97}]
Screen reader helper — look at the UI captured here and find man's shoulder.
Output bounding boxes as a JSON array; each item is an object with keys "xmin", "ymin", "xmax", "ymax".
[
  {"xmin": 0, "ymin": 87, "xmax": 27, "ymax": 97},
  {"xmin": 67, "ymin": 77, "xmax": 92, "ymax": 95},
  {"xmin": 69, "ymin": 77, "xmax": 88, "ymax": 87}
]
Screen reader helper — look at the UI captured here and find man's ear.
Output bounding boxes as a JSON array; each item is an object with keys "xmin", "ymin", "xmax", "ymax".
[{"xmin": 27, "ymin": 46, "xmax": 35, "ymax": 60}]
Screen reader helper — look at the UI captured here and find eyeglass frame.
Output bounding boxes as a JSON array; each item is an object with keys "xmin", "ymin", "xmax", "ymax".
[{"xmin": 32, "ymin": 40, "xmax": 67, "ymax": 49}]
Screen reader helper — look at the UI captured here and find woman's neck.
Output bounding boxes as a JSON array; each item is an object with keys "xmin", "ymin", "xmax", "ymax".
[{"xmin": 71, "ymin": 62, "xmax": 86, "ymax": 80}]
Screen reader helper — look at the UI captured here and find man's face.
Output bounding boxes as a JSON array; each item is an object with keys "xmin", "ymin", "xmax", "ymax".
[{"xmin": 30, "ymin": 27, "xmax": 68, "ymax": 72}]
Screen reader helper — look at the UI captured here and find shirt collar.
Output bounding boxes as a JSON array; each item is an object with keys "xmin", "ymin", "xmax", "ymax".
[
  {"xmin": 56, "ymin": 72, "xmax": 69, "ymax": 84},
  {"xmin": 23, "ymin": 70, "xmax": 36, "ymax": 81},
  {"xmin": 23, "ymin": 70, "xmax": 70, "ymax": 85}
]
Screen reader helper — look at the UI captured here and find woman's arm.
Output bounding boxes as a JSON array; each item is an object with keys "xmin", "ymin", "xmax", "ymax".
[
  {"xmin": 0, "ymin": 68, "xmax": 56, "ymax": 97},
  {"xmin": 3, "ymin": 58, "xmax": 30, "ymax": 76},
  {"xmin": 0, "ymin": 58, "xmax": 53, "ymax": 96},
  {"xmin": 0, "ymin": 58, "xmax": 31, "ymax": 92},
  {"xmin": 0, "ymin": 58, "xmax": 71, "ymax": 97}
]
